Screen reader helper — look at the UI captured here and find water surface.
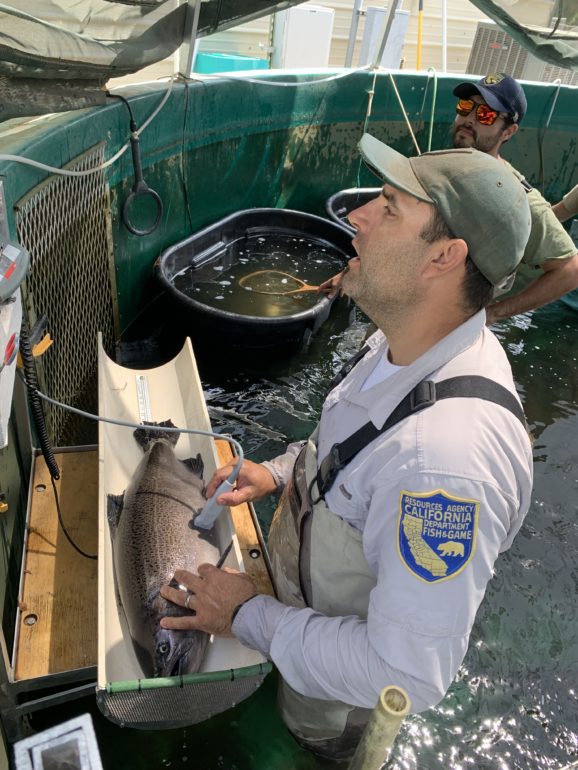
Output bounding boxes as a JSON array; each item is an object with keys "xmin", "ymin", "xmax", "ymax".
[{"xmin": 172, "ymin": 233, "xmax": 346, "ymax": 317}]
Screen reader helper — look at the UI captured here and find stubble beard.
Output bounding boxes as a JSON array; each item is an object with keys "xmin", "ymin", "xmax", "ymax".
[
  {"xmin": 347, "ymin": 247, "xmax": 425, "ymax": 335},
  {"xmin": 451, "ymin": 123, "xmax": 501, "ymax": 155}
]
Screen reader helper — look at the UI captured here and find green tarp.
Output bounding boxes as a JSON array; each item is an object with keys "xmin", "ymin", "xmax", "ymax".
[
  {"xmin": 0, "ymin": 1, "xmax": 303, "ymax": 79},
  {"xmin": 0, "ymin": 0, "xmax": 305, "ymax": 119},
  {"xmin": 0, "ymin": 0, "xmax": 576, "ymax": 120}
]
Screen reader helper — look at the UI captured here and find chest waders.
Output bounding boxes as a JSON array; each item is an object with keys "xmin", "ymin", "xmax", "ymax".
[{"xmin": 267, "ymin": 348, "xmax": 527, "ymax": 760}]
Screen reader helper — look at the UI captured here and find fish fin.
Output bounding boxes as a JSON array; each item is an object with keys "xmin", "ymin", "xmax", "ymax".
[
  {"xmin": 133, "ymin": 419, "xmax": 179, "ymax": 451},
  {"xmin": 182, "ymin": 452, "xmax": 204, "ymax": 478},
  {"xmin": 188, "ymin": 512, "xmax": 201, "ymax": 531},
  {"xmin": 107, "ymin": 493, "xmax": 125, "ymax": 529}
]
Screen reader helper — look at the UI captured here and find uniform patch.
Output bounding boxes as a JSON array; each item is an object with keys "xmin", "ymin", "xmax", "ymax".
[{"xmin": 397, "ymin": 490, "xmax": 479, "ymax": 583}]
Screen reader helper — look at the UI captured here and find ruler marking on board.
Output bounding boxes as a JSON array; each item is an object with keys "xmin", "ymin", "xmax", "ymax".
[{"xmin": 135, "ymin": 375, "xmax": 152, "ymax": 424}]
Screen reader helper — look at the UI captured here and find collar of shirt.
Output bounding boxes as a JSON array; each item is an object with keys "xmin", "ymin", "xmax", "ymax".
[{"xmin": 324, "ymin": 310, "xmax": 487, "ymax": 428}]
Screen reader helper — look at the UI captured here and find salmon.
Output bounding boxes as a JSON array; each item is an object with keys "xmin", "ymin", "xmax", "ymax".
[{"xmin": 107, "ymin": 420, "xmax": 220, "ymax": 678}]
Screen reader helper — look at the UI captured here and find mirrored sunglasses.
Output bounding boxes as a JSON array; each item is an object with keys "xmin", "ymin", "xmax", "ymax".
[{"xmin": 456, "ymin": 98, "xmax": 501, "ymax": 126}]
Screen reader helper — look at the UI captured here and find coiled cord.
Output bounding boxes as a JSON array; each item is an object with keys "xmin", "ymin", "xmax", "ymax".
[{"xmin": 19, "ymin": 324, "xmax": 60, "ymax": 480}]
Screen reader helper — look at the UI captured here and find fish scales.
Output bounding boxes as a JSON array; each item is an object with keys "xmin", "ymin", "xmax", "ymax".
[{"xmin": 108, "ymin": 421, "xmax": 220, "ymax": 678}]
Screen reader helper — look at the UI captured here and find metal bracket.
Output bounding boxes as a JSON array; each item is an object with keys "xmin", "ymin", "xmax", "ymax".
[
  {"xmin": 0, "ymin": 181, "xmax": 9, "ymax": 242},
  {"xmin": 175, "ymin": 0, "xmax": 203, "ymax": 78},
  {"xmin": 372, "ymin": 0, "xmax": 403, "ymax": 68}
]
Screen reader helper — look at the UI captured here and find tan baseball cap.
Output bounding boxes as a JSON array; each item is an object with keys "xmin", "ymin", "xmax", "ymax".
[{"xmin": 358, "ymin": 134, "xmax": 531, "ymax": 290}]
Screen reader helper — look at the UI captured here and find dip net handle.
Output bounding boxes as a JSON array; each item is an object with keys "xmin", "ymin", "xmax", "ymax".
[{"xmin": 238, "ymin": 270, "xmax": 320, "ymax": 295}]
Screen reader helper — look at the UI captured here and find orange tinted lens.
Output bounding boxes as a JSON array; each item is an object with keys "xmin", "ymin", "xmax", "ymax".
[
  {"xmin": 476, "ymin": 104, "xmax": 499, "ymax": 125},
  {"xmin": 456, "ymin": 98, "xmax": 474, "ymax": 116}
]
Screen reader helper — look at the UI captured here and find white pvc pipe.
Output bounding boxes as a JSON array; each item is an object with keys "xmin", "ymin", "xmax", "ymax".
[
  {"xmin": 348, "ymin": 685, "xmax": 411, "ymax": 770},
  {"xmin": 345, "ymin": 0, "xmax": 364, "ymax": 67},
  {"xmin": 441, "ymin": 0, "xmax": 447, "ymax": 72},
  {"xmin": 372, "ymin": 0, "xmax": 402, "ymax": 69}
]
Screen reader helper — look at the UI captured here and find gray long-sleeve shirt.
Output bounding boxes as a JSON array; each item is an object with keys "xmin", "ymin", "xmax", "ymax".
[{"xmin": 233, "ymin": 311, "xmax": 533, "ymax": 713}]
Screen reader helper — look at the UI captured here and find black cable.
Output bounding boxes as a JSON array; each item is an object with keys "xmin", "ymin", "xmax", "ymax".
[
  {"xmin": 105, "ymin": 91, "xmax": 164, "ymax": 236},
  {"xmin": 19, "ymin": 324, "xmax": 60, "ymax": 480},
  {"xmin": 547, "ymin": 0, "xmax": 563, "ymax": 38},
  {"xmin": 180, "ymin": 81, "xmax": 194, "ymax": 233},
  {"xmin": 19, "ymin": 329, "xmax": 96, "ymax": 560},
  {"xmin": 51, "ymin": 476, "xmax": 97, "ymax": 560},
  {"xmin": 106, "ymin": 91, "xmax": 137, "ymax": 129}
]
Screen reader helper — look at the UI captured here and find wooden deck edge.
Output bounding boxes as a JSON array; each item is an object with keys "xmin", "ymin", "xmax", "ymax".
[{"xmin": 215, "ymin": 439, "xmax": 276, "ymax": 598}]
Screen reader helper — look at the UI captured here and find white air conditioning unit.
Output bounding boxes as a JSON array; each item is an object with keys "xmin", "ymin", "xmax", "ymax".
[
  {"xmin": 358, "ymin": 6, "xmax": 411, "ymax": 69},
  {"xmin": 271, "ymin": 4, "xmax": 335, "ymax": 69},
  {"xmin": 467, "ymin": 21, "xmax": 578, "ymax": 85}
]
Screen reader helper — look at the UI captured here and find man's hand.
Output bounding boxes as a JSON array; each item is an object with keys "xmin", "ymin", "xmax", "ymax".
[
  {"xmin": 485, "ymin": 304, "xmax": 501, "ymax": 326},
  {"xmin": 205, "ymin": 459, "xmax": 277, "ymax": 506},
  {"xmin": 160, "ymin": 565, "xmax": 258, "ymax": 637},
  {"xmin": 317, "ymin": 266, "xmax": 350, "ymax": 298}
]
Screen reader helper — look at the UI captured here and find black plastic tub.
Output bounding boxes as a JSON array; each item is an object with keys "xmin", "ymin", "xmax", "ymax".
[
  {"xmin": 325, "ymin": 188, "xmax": 381, "ymax": 232},
  {"xmin": 156, "ymin": 208, "xmax": 354, "ymax": 352}
]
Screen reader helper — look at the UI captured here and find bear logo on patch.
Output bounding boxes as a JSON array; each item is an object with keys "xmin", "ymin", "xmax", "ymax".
[{"xmin": 437, "ymin": 540, "xmax": 465, "ymax": 558}]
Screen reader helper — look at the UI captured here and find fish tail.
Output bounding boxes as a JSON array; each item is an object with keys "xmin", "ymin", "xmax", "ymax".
[
  {"xmin": 107, "ymin": 492, "xmax": 124, "ymax": 529},
  {"xmin": 133, "ymin": 419, "xmax": 179, "ymax": 451}
]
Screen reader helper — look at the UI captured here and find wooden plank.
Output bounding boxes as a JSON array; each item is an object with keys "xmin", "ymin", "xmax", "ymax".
[
  {"xmin": 15, "ymin": 450, "xmax": 98, "ymax": 681},
  {"xmin": 215, "ymin": 440, "xmax": 275, "ymax": 598}
]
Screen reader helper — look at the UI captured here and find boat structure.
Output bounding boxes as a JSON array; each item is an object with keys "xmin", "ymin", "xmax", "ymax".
[{"xmin": 0, "ymin": 0, "xmax": 577, "ymax": 768}]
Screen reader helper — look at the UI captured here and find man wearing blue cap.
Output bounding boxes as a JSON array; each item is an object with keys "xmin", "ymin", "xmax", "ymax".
[
  {"xmin": 162, "ymin": 139, "xmax": 533, "ymax": 760},
  {"xmin": 451, "ymin": 73, "xmax": 578, "ymax": 324}
]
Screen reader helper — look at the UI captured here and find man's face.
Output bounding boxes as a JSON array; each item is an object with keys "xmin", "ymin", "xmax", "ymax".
[
  {"xmin": 451, "ymin": 94, "xmax": 514, "ymax": 156},
  {"xmin": 341, "ymin": 185, "xmax": 436, "ymax": 326}
]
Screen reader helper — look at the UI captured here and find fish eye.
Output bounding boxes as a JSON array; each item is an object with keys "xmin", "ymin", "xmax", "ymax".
[{"xmin": 158, "ymin": 642, "xmax": 170, "ymax": 655}]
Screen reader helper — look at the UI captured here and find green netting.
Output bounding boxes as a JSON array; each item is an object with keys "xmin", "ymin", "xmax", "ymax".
[{"xmin": 97, "ymin": 663, "xmax": 273, "ymax": 729}]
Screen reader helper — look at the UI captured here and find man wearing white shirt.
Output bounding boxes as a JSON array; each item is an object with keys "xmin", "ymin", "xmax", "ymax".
[{"xmin": 161, "ymin": 137, "xmax": 534, "ymax": 760}]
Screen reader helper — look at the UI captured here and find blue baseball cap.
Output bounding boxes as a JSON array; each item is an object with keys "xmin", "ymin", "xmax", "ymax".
[{"xmin": 453, "ymin": 73, "xmax": 527, "ymax": 124}]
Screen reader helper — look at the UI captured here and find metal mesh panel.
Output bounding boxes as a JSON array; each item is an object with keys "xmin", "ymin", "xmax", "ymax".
[
  {"xmin": 15, "ymin": 145, "xmax": 116, "ymax": 446},
  {"xmin": 97, "ymin": 672, "xmax": 269, "ymax": 729}
]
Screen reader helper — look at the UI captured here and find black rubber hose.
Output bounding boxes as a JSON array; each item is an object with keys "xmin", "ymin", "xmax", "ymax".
[{"xmin": 19, "ymin": 323, "xmax": 60, "ymax": 480}]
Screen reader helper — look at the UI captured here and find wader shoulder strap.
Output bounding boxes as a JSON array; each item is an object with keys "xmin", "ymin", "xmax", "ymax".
[
  {"xmin": 317, "ymin": 375, "xmax": 527, "ymax": 497},
  {"xmin": 520, "ymin": 177, "xmax": 533, "ymax": 193},
  {"xmin": 326, "ymin": 345, "xmax": 371, "ymax": 393}
]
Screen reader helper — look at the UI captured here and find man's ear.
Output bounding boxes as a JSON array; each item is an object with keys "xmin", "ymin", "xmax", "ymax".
[
  {"xmin": 501, "ymin": 122, "xmax": 518, "ymax": 144},
  {"xmin": 423, "ymin": 239, "xmax": 469, "ymax": 279}
]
